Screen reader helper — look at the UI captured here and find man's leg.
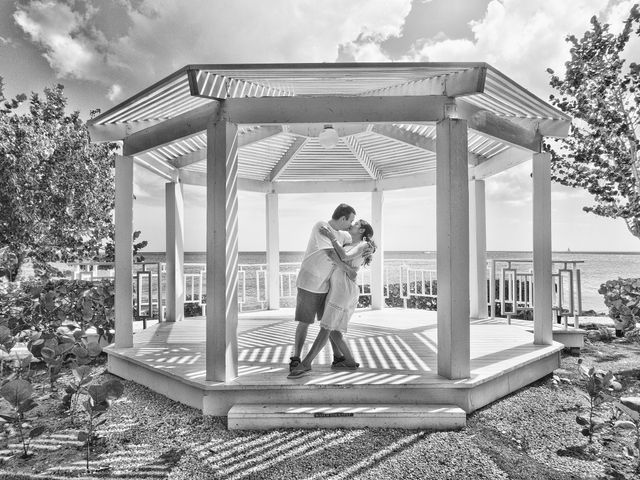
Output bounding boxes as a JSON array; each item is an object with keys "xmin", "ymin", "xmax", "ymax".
[{"xmin": 293, "ymin": 321, "xmax": 309, "ymax": 359}]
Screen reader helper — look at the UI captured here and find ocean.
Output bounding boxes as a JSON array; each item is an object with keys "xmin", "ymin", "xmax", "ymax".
[{"xmin": 140, "ymin": 250, "xmax": 640, "ymax": 314}]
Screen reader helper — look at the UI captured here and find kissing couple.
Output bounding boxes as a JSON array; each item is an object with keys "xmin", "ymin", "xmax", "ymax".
[{"xmin": 288, "ymin": 203, "xmax": 376, "ymax": 379}]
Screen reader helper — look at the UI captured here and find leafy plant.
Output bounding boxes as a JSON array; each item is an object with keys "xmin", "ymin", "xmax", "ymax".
[
  {"xmin": 61, "ymin": 365, "xmax": 94, "ymax": 416},
  {"xmin": 0, "ymin": 379, "xmax": 45, "ymax": 458},
  {"xmin": 615, "ymin": 396, "xmax": 640, "ymax": 472},
  {"xmin": 575, "ymin": 359, "xmax": 621, "ymax": 443},
  {"xmin": 77, "ymin": 379, "xmax": 123, "ymax": 472},
  {"xmin": 598, "ymin": 278, "xmax": 640, "ymax": 333}
]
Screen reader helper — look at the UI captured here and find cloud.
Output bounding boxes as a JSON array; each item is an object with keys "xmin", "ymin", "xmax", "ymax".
[
  {"xmin": 106, "ymin": 83, "xmax": 122, "ymax": 101},
  {"xmin": 13, "ymin": 0, "xmax": 412, "ymax": 102},
  {"xmin": 0, "ymin": 35, "xmax": 13, "ymax": 47}
]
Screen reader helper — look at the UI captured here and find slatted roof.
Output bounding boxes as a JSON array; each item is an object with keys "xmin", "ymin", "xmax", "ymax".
[{"xmin": 88, "ymin": 63, "xmax": 571, "ymax": 191}]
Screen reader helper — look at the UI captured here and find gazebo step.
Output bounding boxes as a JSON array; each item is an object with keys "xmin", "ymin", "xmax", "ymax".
[{"xmin": 227, "ymin": 403, "xmax": 466, "ymax": 430}]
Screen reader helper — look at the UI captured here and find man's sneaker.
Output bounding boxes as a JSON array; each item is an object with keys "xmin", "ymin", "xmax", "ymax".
[{"xmin": 289, "ymin": 356, "xmax": 301, "ymax": 372}]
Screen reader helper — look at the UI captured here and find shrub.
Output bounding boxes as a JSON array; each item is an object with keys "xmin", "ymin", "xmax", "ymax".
[
  {"xmin": 0, "ymin": 279, "xmax": 115, "ymax": 339},
  {"xmin": 598, "ymin": 278, "xmax": 640, "ymax": 333}
]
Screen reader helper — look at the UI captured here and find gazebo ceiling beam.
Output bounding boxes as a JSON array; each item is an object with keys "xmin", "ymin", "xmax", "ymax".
[
  {"xmin": 471, "ymin": 147, "xmax": 531, "ymax": 180},
  {"xmin": 357, "ymin": 67, "xmax": 486, "ymax": 97},
  {"xmin": 220, "ymin": 95, "xmax": 451, "ymax": 124},
  {"xmin": 267, "ymin": 137, "xmax": 308, "ymax": 181},
  {"xmin": 343, "ymin": 136, "xmax": 382, "ymax": 180},
  {"xmin": 132, "ymin": 154, "xmax": 179, "ymax": 182},
  {"xmin": 88, "ymin": 119, "xmax": 164, "ymax": 143},
  {"xmin": 456, "ymin": 99, "xmax": 542, "ymax": 152},
  {"xmin": 123, "ymin": 102, "xmax": 219, "ymax": 156},
  {"xmin": 180, "ymin": 172, "xmax": 437, "ymax": 191},
  {"xmin": 369, "ymin": 124, "xmax": 482, "ymax": 164}
]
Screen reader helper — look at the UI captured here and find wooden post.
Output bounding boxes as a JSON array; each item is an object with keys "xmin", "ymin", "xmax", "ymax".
[
  {"xmin": 165, "ymin": 181, "xmax": 185, "ymax": 322},
  {"xmin": 371, "ymin": 190, "xmax": 384, "ymax": 309},
  {"xmin": 206, "ymin": 117, "xmax": 239, "ymax": 382},
  {"xmin": 266, "ymin": 192, "xmax": 280, "ymax": 310},
  {"xmin": 114, "ymin": 154, "xmax": 134, "ymax": 348},
  {"xmin": 469, "ymin": 179, "xmax": 487, "ymax": 319},
  {"xmin": 533, "ymin": 152, "xmax": 553, "ymax": 345},
  {"xmin": 436, "ymin": 118, "xmax": 470, "ymax": 379}
]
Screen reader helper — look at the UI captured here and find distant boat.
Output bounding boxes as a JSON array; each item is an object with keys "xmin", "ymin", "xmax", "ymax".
[{"xmin": 567, "ymin": 248, "xmax": 571, "ymax": 252}]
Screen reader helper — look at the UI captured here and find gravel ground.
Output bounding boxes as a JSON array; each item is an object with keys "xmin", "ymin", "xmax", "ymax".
[{"xmin": 0, "ymin": 337, "xmax": 639, "ymax": 479}]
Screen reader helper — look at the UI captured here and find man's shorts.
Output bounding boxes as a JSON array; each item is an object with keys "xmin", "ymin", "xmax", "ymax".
[{"xmin": 294, "ymin": 288, "xmax": 328, "ymax": 324}]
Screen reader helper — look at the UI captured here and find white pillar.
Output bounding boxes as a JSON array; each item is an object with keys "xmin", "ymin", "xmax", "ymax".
[
  {"xmin": 114, "ymin": 154, "xmax": 134, "ymax": 348},
  {"xmin": 469, "ymin": 179, "xmax": 487, "ymax": 319},
  {"xmin": 266, "ymin": 192, "xmax": 280, "ymax": 310},
  {"xmin": 206, "ymin": 117, "xmax": 239, "ymax": 382},
  {"xmin": 371, "ymin": 190, "xmax": 384, "ymax": 309},
  {"xmin": 436, "ymin": 118, "xmax": 470, "ymax": 379},
  {"xmin": 533, "ymin": 152, "xmax": 553, "ymax": 345},
  {"xmin": 165, "ymin": 181, "xmax": 185, "ymax": 322}
]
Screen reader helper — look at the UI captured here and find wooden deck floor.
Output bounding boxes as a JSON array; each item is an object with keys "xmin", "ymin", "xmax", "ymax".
[{"xmin": 110, "ymin": 308, "xmax": 562, "ymax": 391}]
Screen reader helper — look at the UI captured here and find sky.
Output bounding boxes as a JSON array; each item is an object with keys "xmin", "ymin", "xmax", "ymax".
[{"xmin": 1, "ymin": 0, "xmax": 639, "ymax": 253}]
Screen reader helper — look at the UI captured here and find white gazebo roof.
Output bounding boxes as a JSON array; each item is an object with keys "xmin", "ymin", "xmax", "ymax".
[{"xmin": 88, "ymin": 63, "xmax": 570, "ymax": 192}]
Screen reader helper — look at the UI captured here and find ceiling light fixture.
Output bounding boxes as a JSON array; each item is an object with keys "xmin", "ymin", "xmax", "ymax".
[{"xmin": 318, "ymin": 124, "xmax": 339, "ymax": 149}]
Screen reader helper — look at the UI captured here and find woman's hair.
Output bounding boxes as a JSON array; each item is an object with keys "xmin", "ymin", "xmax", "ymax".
[{"xmin": 358, "ymin": 220, "xmax": 376, "ymax": 267}]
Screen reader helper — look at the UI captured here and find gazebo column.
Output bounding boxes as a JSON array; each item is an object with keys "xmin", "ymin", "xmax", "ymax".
[
  {"xmin": 370, "ymin": 190, "xmax": 384, "ymax": 309},
  {"xmin": 206, "ymin": 118, "xmax": 239, "ymax": 381},
  {"xmin": 165, "ymin": 180, "xmax": 184, "ymax": 322},
  {"xmin": 533, "ymin": 152, "xmax": 553, "ymax": 345},
  {"xmin": 114, "ymin": 154, "xmax": 134, "ymax": 348},
  {"xmin": 469, "ymin": 179, "xmax": 487, "ymax": 320},
  {"xmin": 436, "ymin": 118, "xmax": 470, "ymax": 379},
  {"xmin": 266, "ymin": 192, "xmax": 280, "ymax": 310}
]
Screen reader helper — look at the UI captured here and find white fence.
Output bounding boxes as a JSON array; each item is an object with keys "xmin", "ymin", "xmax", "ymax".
[{"xmin": 69, "ymin": 258, "xmax": 583, "ymax": 319}]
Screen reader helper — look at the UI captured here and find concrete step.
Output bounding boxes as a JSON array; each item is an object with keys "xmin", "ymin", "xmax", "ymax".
[{"xmin": 227, "ymin": 403, "xmax": 466, "ymax": 430}]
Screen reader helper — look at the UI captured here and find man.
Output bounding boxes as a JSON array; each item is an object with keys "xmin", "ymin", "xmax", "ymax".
[{"xmin": 290, "ymin": 203, "xmax": 357, "ymax": 372}]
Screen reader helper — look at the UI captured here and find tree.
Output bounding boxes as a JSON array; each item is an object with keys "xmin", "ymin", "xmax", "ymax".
[
  {"xmin": 546, "ymin": 5, "xmax": 640, "ymax": 239},
  {"xmin": 0, "ymin": 78, "xmax": 123, "ymax": 279}
]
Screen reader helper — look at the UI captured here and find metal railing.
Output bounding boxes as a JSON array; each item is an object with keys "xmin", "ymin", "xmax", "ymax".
[{"xmin": 66, "ymin": 257, "xmax": 584, "ymax": 320}]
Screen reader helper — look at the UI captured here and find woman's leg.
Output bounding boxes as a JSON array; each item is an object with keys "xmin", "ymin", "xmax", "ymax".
[{"xmin": 329, "ymin": 330, "xmax": 357, "ymax": 366}]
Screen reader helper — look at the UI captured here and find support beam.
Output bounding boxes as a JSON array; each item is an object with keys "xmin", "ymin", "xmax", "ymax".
[
  {"xmin": 268, "ymin": 137, "xmax": 308, "ymax": 181},
  {"xmin": 469, "ymin": 179, "xmax": 487, "ymax": 320},
  {"xmin": 165, "ymin": 181, "xmax": 185, "ymax": 322},
  {"xmin": 371, "ymin": 191, "xmax": 384, "ymax": 309},
  {"xmin": 114, "ymin": 155, "xmax": 134, "ymax": 348},
  {"xmin": 457, "ymin": 100, "xmax": 543, "ymax": 152},
  {"xmin": 436, "ymin": 118, "xmax": 470, "ymax": 379},
  {"xmin": 371, "ymin": 124, "xmax": 436, "ymax": 152},
  {"xmin": 533, "ymin": 152, "xmax": 553, "ymax": 345},
  {"xmin": 221, "ymin": 95, "xmax": 449, "ymax": 124},
  {"xmin": 266, "ymin": 193, "xmax": 280, "ymax": 310},
  {"xmin": 123, "ymin": 102, "xmax": 219, "ymax": 156},
  {"xmin": 206, "ymin": 118, "xmax": 239, "ymax": 382}
]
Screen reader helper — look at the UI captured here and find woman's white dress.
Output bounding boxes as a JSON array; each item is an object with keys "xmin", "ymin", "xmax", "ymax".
[{"xmin": 319, "ymin": 242, "xmax": 365, "ymax": 333}]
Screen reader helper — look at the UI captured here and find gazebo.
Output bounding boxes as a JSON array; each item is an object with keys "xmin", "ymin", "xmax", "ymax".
[{"xmin": 88, "ymin": 63, "xmax": 571, "ymax": 428}]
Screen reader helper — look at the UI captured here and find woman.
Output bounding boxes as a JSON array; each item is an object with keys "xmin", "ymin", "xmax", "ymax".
[{"xmin": 288, "ymin": 220, "xmax": 375, "ymax": 378}]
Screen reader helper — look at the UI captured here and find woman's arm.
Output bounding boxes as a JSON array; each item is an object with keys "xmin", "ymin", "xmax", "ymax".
[{"xmin": 326, "ymin": 250, "xmax": 358, "ymax": 281}]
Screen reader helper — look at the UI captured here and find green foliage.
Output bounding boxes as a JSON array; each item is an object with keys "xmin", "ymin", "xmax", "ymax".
[
  {"xmin": 546, "ymin": 6, "xmax": 640, "ymax": 239},
  {"xmin": 598, "ymin": 278, "xmax": 640, "ymax": 333},
  {"xmin": 358, "ymin": 282, "xmax": 438, "ymax": 310},
  {"xmin": 0, "ymin": 279, "xmax": 115, "ymax": 338},
  {"xmin": 0, "ymin": 379, "xmax": 44, "ymax": 458},
  {"xmin": 0, "ymin": 80, "xmax": 119, "ymax": 276},
  {"xmin": 575, "ymin": 359, "xmax": 620, "ymax": 444},
  {"xmin": 27, "ymin": 329, "xmax": 102, "ymax": 392}
]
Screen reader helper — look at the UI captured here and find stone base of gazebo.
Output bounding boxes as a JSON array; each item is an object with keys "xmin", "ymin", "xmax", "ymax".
[{"xmin": 106, "ymin": 308, "xmax": 562, "ymax": 426}]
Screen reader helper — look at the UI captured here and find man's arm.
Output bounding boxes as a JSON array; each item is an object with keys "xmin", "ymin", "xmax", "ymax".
[{"xmin": 322, "ymin": 249, "xmax": 357, "ymax": 281}]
